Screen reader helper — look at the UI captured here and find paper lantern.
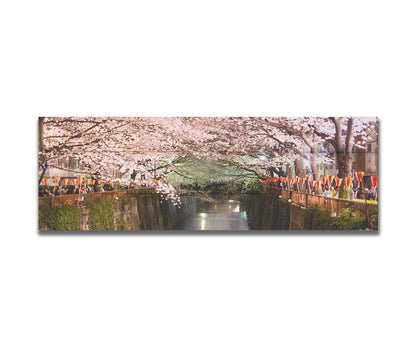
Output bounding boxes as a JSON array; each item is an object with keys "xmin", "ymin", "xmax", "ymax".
[
  {"xmin": 43, "ymin": 178, "xmax": 49, "ymax": 185},
  {"xmin": 335, "ymin": 178, "xmax": 343, "ymax": 187},
  {"xmin": 92, "ymin": 180, "xmax": 96, "ymax": 185},
  {"xmin": 301, "ymin": 178, "xmax": 306, "ymax": 184},
  {"xmin": 371, "ymin": 176, "xmax": 378, "ymax": 189},
  {"xmin": 310, "ymin": 180, "xmax": 315, "ymax": 188},
  {"xmin": 97, "ymin": 179, "xmax": 101, "ymax": 184},
  {"xmin": 283, "ymin": 177, "xmax": 288, "ymax": 183},
  {"xmin": 71, "ymin": 179, "xmax": 76, "ymax": 185},
  {"xmin": 355, "ymin": 171, "xmax": 364, "ymax": 183},
  {"xmin": 55, "ymin": 177, "xmax": 60, "ymax": 184},
  {"xmin": 328, "ymin": 175, "xmax": 334, "ymax": 185},
  {"xmin": 321, "ymin": 177, "xmax": 327, "ymax": 185},
  {"xmin": 63, "ymin": 178, "xmax": 68, "ymax": 185},
  {"xmin": 77, "ymin": 177, "xmax": 82, "ymax": 183},
  {"xmin": 306, "ymin": 175, "xmax": 311, "ymax": 181},
  {"xmin": 346, "ymin": 176, "xmax": 353, "ymax": 188},
  {"xmin": 295, "ymin": 176, "xmax": 299, "ymax": 183},
  {"xmin": 316, "ymin": 181, "xmax": 320, "ymax": 188},
  {"xmin": 86, "ymin": 179, "xmax": 90, "ymax": 185}
]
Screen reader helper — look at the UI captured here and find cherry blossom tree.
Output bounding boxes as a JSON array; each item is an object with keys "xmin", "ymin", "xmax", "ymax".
[{"xmin": 39, "ymin": 116, "xmax": 377, "ymax": 189}]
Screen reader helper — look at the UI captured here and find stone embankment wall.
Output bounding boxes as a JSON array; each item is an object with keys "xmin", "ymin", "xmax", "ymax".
[{"xmin": 39, "ymin": 193, "xmax": 184, "ymax": 231}]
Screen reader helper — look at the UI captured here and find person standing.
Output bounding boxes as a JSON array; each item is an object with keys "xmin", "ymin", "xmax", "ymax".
[{"xmin": 323, "ymin": 187, "xmax": 332, "ymax": 198}]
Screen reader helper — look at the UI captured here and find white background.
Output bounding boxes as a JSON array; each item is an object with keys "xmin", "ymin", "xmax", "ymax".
[{"xmin": 1, "ymin": 1, "xmax": 415, "ymax": 346}]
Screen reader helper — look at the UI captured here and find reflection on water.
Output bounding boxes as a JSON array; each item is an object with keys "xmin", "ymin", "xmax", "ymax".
[{"xmin": 178, "ymin": 199, "xmax": 249, "ymax": 231}]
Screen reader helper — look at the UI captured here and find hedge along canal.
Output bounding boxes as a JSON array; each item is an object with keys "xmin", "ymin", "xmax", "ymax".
[{"xmin": 38, "ymin": 193, "xmax": 377, "ymax": 231}]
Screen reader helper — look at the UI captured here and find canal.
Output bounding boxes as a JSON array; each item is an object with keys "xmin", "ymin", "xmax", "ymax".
[{"xmin": 174, "ymin": 195, "xmax": 288, "ymax": 231}]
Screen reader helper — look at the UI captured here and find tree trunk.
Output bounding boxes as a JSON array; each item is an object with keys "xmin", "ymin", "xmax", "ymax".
[
  {"xmin": 294, "ymin": 158, "xmax": 305, "ymax": 178},
  {"xmin": 331, "ymin": 117, "xmax": 354, "ymax": 180},
  {"xmin": 310, "ymin": 149, "xmax": 319, "ymax": 180},
  {"xmin": 38, "ymin": 117, "xmax": 46, "ymax": 184},
  {"xmin": 286, "ymin": 163, "xmax": 293, "ymax": 179}
]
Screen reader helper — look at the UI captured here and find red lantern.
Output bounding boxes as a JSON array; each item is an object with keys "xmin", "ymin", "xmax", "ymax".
[
  {"xmin": 371, "ymin": 176, "xmax": 378, "ymax": 189},
  {"xmin": 321, "ymin": 176, "xmax": 327, "ymax": 186},
  {"xmin": 55, "ymin": 177, "xmax": 60, "ymax": 184},
  {"xmin": 43, "ymin": 178, "xmax": 49, "ymax": 185},
  {"xmin": 355, "ymin": 171, "xmax": 364, "ymax": 183},
  {"xmin": 310, "ymin": 180, "xmax": 315, "ymax": 188},
  {"xmin": 92, "ymin": 180, "xmax": 96, "ymax": 185},
  {"xmin": 306, "ymin": 175, "xmax": 311, "ymax": 181},
  {"xmin": 301, "ymin": 178, "xmax": 306, "ymax": 184},
  {"xmin": 335, "ymin": 178, "xmax": 343, "ymax": 187},
  {"xmin": 77, "ymin": 177, "xmax": 82, "ymax": 183},
  {"xmin": 63, "ymin": 178, "xmax": 68, "ymax": 185},
  {"xmin": 71, "ymin": 179, "xmax": 76, "ymax": 185},
  {"xmin": 316, "ymin": 181, "xmax": 320, "ymax": 188},
  {"xmin": 346, "ymin": 176, "xmax": 353, "ymax": 188}
]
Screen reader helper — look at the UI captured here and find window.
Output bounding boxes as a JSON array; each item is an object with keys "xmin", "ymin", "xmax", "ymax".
[{"xmin": 367, "ymin": 143, "xmax": 372, "ymax": 152}]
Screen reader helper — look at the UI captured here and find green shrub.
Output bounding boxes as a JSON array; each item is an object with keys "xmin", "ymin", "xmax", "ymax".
[
  {"xmin": 304, "ymin": 205, "xmax": 332, "ymax": 230},
  {"xmin": 304, "ymin": 205, "xmax": 368, "ymax": 230},
  {"xmin": 242, "ymin": 179, "xmax": 263, "ymax": 194},
  {"xmin": 339, "ymin": 186, "xmax": 348, "ymax": 199},
  {"xmin": 332, "ymin": 208, "xmax": 368, "ymax": 230},
  {"xmin": 86, "ymin": 199, "xmax": 115, "ymax": 230},
  {"xmin": 367, "ymin": 205, "xmax": 378, "ymax": 230},
  {"xmin": 179, "ymin": 179, "xmax": 262, "ymax": 196},
  {"xmin": 39, "ymin": 204, "xmax": 80, "ymax": 230}
]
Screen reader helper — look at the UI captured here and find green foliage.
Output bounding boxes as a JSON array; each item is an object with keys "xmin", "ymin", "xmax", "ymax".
[
  {"xmin": 242, "ymin": 179, "xmax": 263, "ymax": 194},
  {"xmin": 304, "ymin": 205, "xmax": 368, "ymax": 230},
  {"xmin": 367, "ymin": 205, "xmax": 378, "ymax": 230},
  {"xmin": 39, "ymin": 204, "xmax": 80, "ymax": 230},
  {"xmin": 339, "ymin": 186, "xmax": 348, "ymax": 199},
  {"xmin": 86, "ymin": 199, "xmax": 115, "ymax": 230},
  {"xmin": 332, "ymin": 208, "xmax": 368, "ymax": 230},
  {"xmin": 304, "ymin": 205, "xmax": 332, "ymax": 230},
  {"xmin": 179, "ymin": 178, "xmax": 263, "ymax": 196}
]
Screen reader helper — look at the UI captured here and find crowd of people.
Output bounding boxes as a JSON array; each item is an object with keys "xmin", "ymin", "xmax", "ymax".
[
  {"xmin": 270, "ymin": 180, "xmax": 378, "ymax": 201},
  {"xmin": 38, "ymin": 183, "xmax": 115, "ymax": 197},
  {"xmin": 37, "ymin": 180, "xmax": 157, "ymax": 198},
  {"xmin": 320, "ymin": 185, "xmax": 377, "ymax": 201}
]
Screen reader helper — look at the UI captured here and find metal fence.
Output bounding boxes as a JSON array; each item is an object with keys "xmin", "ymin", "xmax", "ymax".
[{"xmin": 38, "ymin": 188, "xmax": 156, "ymax": 209}]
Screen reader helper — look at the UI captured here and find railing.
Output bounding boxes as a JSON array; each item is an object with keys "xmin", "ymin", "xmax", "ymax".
[
  {"xmin": 262, "ymin": 184, "xmax": 376, "ymax": 216},
  {"xmin": 38, "ymin": 188, "xmax": 156, "ymax": 209}
]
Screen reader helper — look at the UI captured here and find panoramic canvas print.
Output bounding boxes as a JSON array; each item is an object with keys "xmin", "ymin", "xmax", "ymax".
[{"xmin": 38, "ymin": 117, "xmax": 378, "ymax": 232}]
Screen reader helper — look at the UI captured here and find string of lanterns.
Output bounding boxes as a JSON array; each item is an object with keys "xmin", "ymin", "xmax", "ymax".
[
  {"xmin": 260, "ymin": 172, "xmax": 378, "ymax": 190},
  {"xmin": 41, "ymin": 177, "xmax": 167, "ymax": 186}
]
